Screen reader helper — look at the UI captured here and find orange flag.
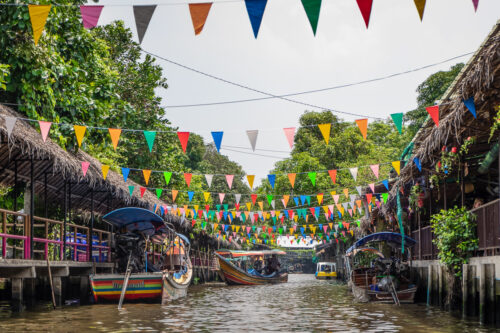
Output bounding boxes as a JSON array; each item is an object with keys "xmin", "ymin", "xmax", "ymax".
[
  {"xmin": 343, "ymin": 188, "xmax": 349, "ymax": 198},
  {"xmin": 188, "ymin": 3, "xmax": 212, "ymax": 35},
  {"xmin": 288, "ymin": 173, "xmax": 296, "ymax": 188},
  {"xmin": 355, "ymin": 119, "xmax": 368, "ymax": 140},
  {"xmin": 318, "ymin": 123, "xmax": 331, "ymax": 144},
  {"xmin": 29, "ymin": 5, "xmax": 51, "ymax": 45},
  {"xmin": 108, "ymin": 128, "xmax": 121, "ymax": 150},
  {"xmin": 143, "ymin": 169, "xmax": 151, "ymax": 185},
  {"xmin": 184, "ymin": 173, "xmax": 192, "ymax": 187},
  {"xmin": 171, "ymin": 190, "xmax": 178, "ymax": 202}
]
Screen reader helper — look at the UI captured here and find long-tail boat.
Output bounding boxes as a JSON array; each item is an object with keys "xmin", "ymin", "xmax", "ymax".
[
  {"xmin": 215, "ymin": 249, "xmax": 288, "ymax": 285},
  {"xmin": 345, "ymin": 232, "xmax": 417, "ymax": 305},
  {"xmin": 90, "ymin": 207, "xmax": 192, "ymax": 304}
]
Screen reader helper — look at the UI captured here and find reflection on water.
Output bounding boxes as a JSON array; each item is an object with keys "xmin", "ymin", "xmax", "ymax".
[{"xmin": 0, "ymin": 274, "xmax": 493, "ymax": 332}]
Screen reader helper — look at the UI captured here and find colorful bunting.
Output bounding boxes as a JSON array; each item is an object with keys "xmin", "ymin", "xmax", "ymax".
[
  {"xmin": 80, "ymin": 5, "xmax": 103, "ymax": 29},
  {"xmin": 246, "ymin": 130, "xmax": 258, "ymax": 151},
  {"xmin": 156, "ymin": 188, "xmax": 163, "ymax": 199},
  {"xmin": 413, "ymin": 157, "xmax": 422, "ymax": 172},
  {"xmin": 318, "ymin": 123, "xmax": 331, "ymax": 144},
  {"xmin": 29, "ymin": 5, "xmax": 51, "ymax": 45},
  {"xmin": 164, "ymin": 171, "xmax": 172, "ymax": 185},
  {"xmin": 140, "ymin": 187, "xmax": 146, "ymax": 198},
  {"xmin": 246, "ymin": 175, "xmax": 255, "ymax": 189},
  {"xmin": 301, "ymin": 0, "xmax": 322, "ymax": 35},
  {"xmin": 328, "ymin": 170, "xmax": 337, "ymax": 184},
  {"xmin": 288, "ymin": 173, "xmax": 296, "ymax": 188},
  {"xmin": 219, "ymin": 193, "xmax": 225, "ymax": 203},
  {"xmin": 188, "ymin": 2, "xmax": 212, "ymax": 35},
  {"xmin": 226, "ymin": 174, "xmax": 234, "ymax": 189},
  {"xmin": 392, "ymin": 161, "xmax": 401, "ymax": 175},
  {"xmin": 355, "ymin": 119, "xmax": 368, "ymax": 140},
  {"xmin": 426, "ymin": 105, "xmax": 439, "ymax": 127},
  {"xmin": 349, "ymin": 167, "xmax": 358, "ymax": 181},
  {"xmin": 101, "ymin": 165, "xmax": 110, "ymax": 180},
  {"xmin": 414, "ymin": 0, "xmax": 426, "ymax": 21},
  {"xmin": 74, "ymin": 125, "xmax": 87, "ymax": 147},
  {"xmin": 144, "ymin": 131, "xmax": 156, "ymax": 152},
  {"xmin": 356, "ymin": 0, "xmax": 373, "ymax": 28},
  {"xmin": 308, "ymin": 172, "xmax": 317, "ymax": 187},
  {"xmin": 244, "ymin": 0, "xmax": 268, "ymax": 38},
  {"xmin": 205, "ymin": 174, "xmax": 213, "ymax": 187},
  {"xmin": 38, "ymin": 121, "xmax": 52, "ymax": 142},
  {"xmin": 129, "ymin": 185, "xmax": 135, "ymax": 197},
  {"xmin": 382, "ymin": 179, "xmax": 389, "ymax": 190},
  {"xmin": 267, "ymin": 174, "xmax": 276, "ymax": 189},
  {"xmin": 283, "ymin": 127, "xmax": 295, "ymax": 149},
  {"xmin": 4, "ymin": 117, "xmax": 17, "ymax": 139},
  {"xmin": 463, "ymin": 97, "xmax": 477, "ymax": 119},
  {"xmin": 177, "ymin": 132, "xmax": 190, "ymax": 153},
  {"xmin": 390, "ymin": 113, "xmax": 403, "ymax": 134},
  {"xmin": 122, "ymin": 167, "xmax": 130, "ymax": 182},
  {"xmin": 133, "ymin": 5, "xmax": 157, "ymax": 44},
  {"xmin": 370, "ymin": 164, "xmax": 379, "ymax": 179},
  {"xmin": 204, "ymin": 192, "xmax": 211, "ymax": 202},
  {"xmin": 184, "ymin": 173, "xmax": 193, "ymax": 187},
  {"xmin": 472, "ymin": 0, "xmax": 479, "ymax": 12},
  {"xmin": 81, "ymin": 162, "xmax": 90, "ymax": 177},
  {"xmin": 171, "ymin": 189, "xmax": 178, "ymax": 202},
  {"xmin": 143, "ymin": 169, "xmax": 151, "ymax": 185},
  {"xmin": 211, "ymin": 131, "xmax": 223, "ymax": 152},
  {"xmin": 108, "ymin": 128, "xmax": 121, "ymax": 150}
]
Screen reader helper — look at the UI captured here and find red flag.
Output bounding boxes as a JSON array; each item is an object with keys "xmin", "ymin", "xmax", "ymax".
[
  {"xmin": 328, "ymin": 169, "xmax": 337, "ymax": 184},
  {"xmin": 251, "ymin": 194, "xmax": 257, "ymax": 205},
  {"xmin": 184, "ymin": 173, "xmax": 192, "ymax": 187},
  {"xmin": 426, "ymin": 105, "xmax": 439, "ymax": 127},
  {"xmin": 177, "ymin": 131, "xmax": 190, "ymax": 153},
  {"xmin": 356, "ymin": 0, "xmax": 373, "ymax": 28},
  {"xmin": 192, "ymin": 219, "xmax": 197, "ymax": 227},
  {"xmin": 140, "ymin": 187, "xmax": 146, "ymax": 198}
]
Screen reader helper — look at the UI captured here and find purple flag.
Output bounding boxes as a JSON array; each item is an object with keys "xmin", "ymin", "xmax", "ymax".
[{"xmin": 80, "ymin": 6, "xmax": 103, "ymax": 29}]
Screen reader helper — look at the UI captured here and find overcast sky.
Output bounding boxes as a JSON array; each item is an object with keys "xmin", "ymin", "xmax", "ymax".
[{"xmin": 97, "ymin": 0, "xmax": 500, "ymax": 185}]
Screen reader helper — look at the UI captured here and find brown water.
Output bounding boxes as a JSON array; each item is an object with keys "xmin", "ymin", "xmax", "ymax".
[{"xmin": 0, "ymin": 274, "xmax": 494, "ymax": 332}]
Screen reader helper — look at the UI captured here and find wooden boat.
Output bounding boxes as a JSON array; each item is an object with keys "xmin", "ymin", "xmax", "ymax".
[
  {"xmin": 315, "ymin": 262, "xmax": 337, "ymax": 280},
  {"xmin": 90, "ymin": 207, "xmax": 192, "ymax": 304},
  {"xmin": 345, "ymin": 232, "xmax": 417, "ymax": 305},
  {"xmin": 215, "ymin": 250, "xmax": 288, "ymax": 285}
]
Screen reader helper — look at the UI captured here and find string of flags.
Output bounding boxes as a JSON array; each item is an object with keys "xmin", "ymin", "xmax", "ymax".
[{"xmin": 12, "ymin": 0, "xmax": 482, "ymax": 45}]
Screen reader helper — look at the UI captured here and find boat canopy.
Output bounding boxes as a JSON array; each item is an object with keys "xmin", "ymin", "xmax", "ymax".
[
  {"xmin": 103, "ymin": 207, "xmax": 166, "ymax": 235},
  {"xmin": 345, "ymin": 247, "xmax": 385, "ymax": 258},
  {"xmin": 217, "ymin": 249, "xmax": 286, "ymax": 258},
  {"xmin": 346, "ymin": 232, "xmax": 416, "ymax": 255}
]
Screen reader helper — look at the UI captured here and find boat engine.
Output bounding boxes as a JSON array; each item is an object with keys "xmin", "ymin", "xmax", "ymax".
[{"xmin": 114, "ymin": 232, "xmax": 147, "ymax": 273}]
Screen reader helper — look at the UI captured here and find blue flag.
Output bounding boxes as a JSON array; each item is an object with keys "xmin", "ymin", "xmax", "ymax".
[
  {"xmin": 294, "ymin": 197, "xmax": 299, "ymax": 206},
  {"xmin": 413, "ymin": 157, "xmax": 422, "ymax": 172},
  {"xmin": 300, "ymin": 195, "xmax": 307, "ymax": 205},
  {"xmin": 245, "ymin": 0, "xmax": 268, "ymax": 38},
  {"xmin": 188, "ymin": 191, "xmax": 194, "ymax": 202},
  {"xmin": 122, "ymin": 167, "xmax": 130, "ymax": 182},
  {"xmin": 267, "ymin": 174, "xmax": 276, "ymax": 189},
  {"xmin": 382, "ymin": 179, "xmax": 389, "ymax": 190},
  {"xmin": 463, "ymin": 97, "xmax": 476, "ymax": 119},
  {"xmin": 211, "ymin": 131, "xmax": 224, "ymax": 152}
]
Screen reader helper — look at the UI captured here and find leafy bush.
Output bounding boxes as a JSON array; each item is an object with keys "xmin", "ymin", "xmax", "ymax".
[{"xmin": 430, "ymin": 206, "xmax": 478, "ymax": 276}]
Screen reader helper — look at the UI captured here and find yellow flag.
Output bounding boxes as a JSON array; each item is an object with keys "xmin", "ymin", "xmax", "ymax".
[
  {"xmin": 392, "ymin": 161, "xmax": 401, "ymax": 175},
  {"xmin": 316, "ymin": 194, "xmax": 323, "ymax": 204},
  {"xmin": 318, "ymin": 123, "xmax": 331, "ymax": 144},
  {"xmin": 247, "ymin": 175, "xmax": 255, "ymax": 189},
  {"xmin": 414, "ymin": 0, "xmax": 426, "ymax": 21},
  {"xmin": 108, "ymin": 128, "xmax": 122, "ymax": 150},
  {"xmin": 246, "ymin": 202, "xmax": 251, "ymax": 211},
  {"xmin": 29, "ymin": 5, "xmax": 51, "ymax": 45},
  {"xmin": 143, "ymin": 169, "xmax": 151, "ymax": 185},
  {"xmin": 258, "ymin": 201, "xmax": 263, "ymax": 210},
  {"xmin": 322, "ymin": 205, "xmax": 328, "ymax": 213},
  {"xmin": 204, "ymin": 192, "xmax": 211, "ymax": 202},
  {"xmin": 101, "ymin": 165, "xmax": 110, "ymax": 180},
  {"xmin": 194, "ymin": 205, "xmax": 199, "ymax": 211},
  {"xmin": 343, "ymin": 188, "xmax": 349, "ymax": 198},
  {"xmin": 294, "ymin": 215, "xmax": 298, "ymax": 222},
  {"xmin": 236, "ymin": 226, "xmax": 240, "ymax": 232},
  {"xmin": 73, "ymin": 125, "xmax": 87, "ymax": 147},
  {"xmin": 330, "ymin": 191, "xmax": 336, "ymax": 199}
]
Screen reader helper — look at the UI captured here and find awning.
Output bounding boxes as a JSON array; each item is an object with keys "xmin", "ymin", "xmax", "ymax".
[
  {"xmin": 103, "ymin": 207, "xmax": 165, "ymax": 235},
  {"xmin": 346, "ymin": 232, "xmax": 416, "ymax": 255}
]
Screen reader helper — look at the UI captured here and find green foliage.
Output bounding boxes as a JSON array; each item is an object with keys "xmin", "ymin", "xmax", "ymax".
[
  {"xmin": 0, "ymin": 64, "xmax": 9, "ymax": 90},
  {"xmin": 404, "ymin": 63, "xmax": 464, "ymax": 138},
  {"xmin": 490, "ymin": 105, "xmax": 500, "ymax": 141},
  {"xmin": 430, "ymin": 206, "xmax": 478, "ymax": 276}
]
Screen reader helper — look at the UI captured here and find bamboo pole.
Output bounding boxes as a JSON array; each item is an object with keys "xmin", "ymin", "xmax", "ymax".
[{"xmin": 46, "ymin": 258, "xmax": 56, "ymax": 309}]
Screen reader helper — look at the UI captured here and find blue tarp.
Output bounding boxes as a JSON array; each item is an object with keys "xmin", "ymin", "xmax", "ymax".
[
  {"xmin": 346, "ymin": 232, "xmax": 416, "ymax": 255},
  {"xmin": 103, "ymin": 207, "xmax": 165, "ymax": 235}
]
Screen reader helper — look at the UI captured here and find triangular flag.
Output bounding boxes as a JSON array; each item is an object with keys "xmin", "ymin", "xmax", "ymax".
[
  {"xmin": 463, "ymin": 97, "xmax": 477, "ymax": 119},
  {"xmin": 356, "ymin": 0, "xmax": 373, "ymax": 28},
  {"xmin": 267, "ymin": 174, "xmax": 276, "ymax": 189},
  {"xmin": 205, "ymin": 174, "xmax": 213, "ymax": 187},
  {"xmin": 247, "ymin": 175, "xmax": 255, "ymax": 189},
  {"xmin": 392, "ymin": 161, "xmax": 401, "ymax": 175},
  {"xmin": 282, "ymin": 195, "xmax": 289, "ymax": 208},
  {"xmin": 225, "ymin": 174, "xmax": 234, "ymax": 189},
  {"xmin": 283, "ymin": 127, "xmax": 295, "ymax": 149},
  {"xmin": 288, "ymin": 173, "xmax": 296, "ymax": 188},
  {"xmin": 317, "ymin": 193, "xmax": 324, "ymax": 204},
  {"xmin": 258, "ymin": 201, "xmax": 263, "ymax": 210},
  {"xmin": 390, "ymin": 113, "xmax": 404, "ymax": 134},
  {"xmin": 188, "ymin": 3, "xmax": 212, "ymax": 35},
  {"xmin": 80, "ymin": 5, "xmax": 103, "ymax": 29},
  {"xmin": 101, "ymin": 165, "xmax": 110, "ymax": 180},
  {"xmin": 382, "ymin": 193, "xmax": 388, "ymax": 204},
  {"xmin": 333, "ymin": 194, "xmax": 340, "ymax": 204},
  {"xmin": 369, "ymin": 183, "xmax": 375, "ymax": 193},
  {"xmin": 301, "ymin": 0, "xmax": 322, "ymax": 35},
  {"xmin": 108, "ymin": 128, "xmax": 121, "ymax": 150},
  {"xmin": 177, "ymin": 132, "xmax": 190, "ymax": 153},
  {"xmin": 211, "ymin": 131, "xmax": 224, "ymax": 152},
  {"xmin": 73, "ymin": 125, "xmax": 87, "ymax": 147},
  {"xmin": 382, "ymin": 179, "xmax": 389, "ymax": 190},
  {"xmin": 414, "ymin": 0, "xmax": 426, "ymax": 21},
  {"xmin": 349, "ymin": 167, "xmax": 358, "ymax": 181},
  {"xmin": 414, "ymin": 157, "xmax": 422, "ymax": 172},
  {"xmin": 318, "ymin": 123, "xmax": 331, "ymax": 144},
  {"xmin": 370, "ymin": 164, "xmax": 379, "ymax": 179},
  {"xmin": 219, "ymin": 193, "xmax": 225, "ymax": 204},
  {"xmin": 426, "ymin": 105, "xmax": 439, "ymax": 127},
  {"xmin": 38, "ymin": 121, "xmax": 52, "ymax": 142},
  {"xmin": 366, "ymin": 193, "xmax": 373, "ymax": 204},
  {"xmin": 204, "ymin": 192, "xmax": 211, "ymax": 202},
  {"xmin": 251, "ymin": 194, "xmax": 257, "ymax": 205},
  {"xmin": 156, "ymin": 188, "xmax": 163, "ymax": 199},
  {"xmin": 4, "ymin": 117, "xmax": 17, "ymax": 139},
  {"xmin": 81, "ymin": 162, "xmax": 90, "ymax": 177},
  {"xmin": 244, "ymin": 0, "xmax": 268, "ymax": 38},
  {"xmin": 133, "ymin": 5, "xmax": 157, "ymax": 44},
  {"xmin": 171, "ymin": 190, "xmax": 178, "ymax": 202},
  {"xmin": 355, "ymin": 119, "xmax": 368, "ymax": 140},
  {"xmin": 472, "ymin": 0, "xmax": 479, "ymax": 12},
  {"xmin": 122, "ymin": 168, "xmax": 130, "ymax": 182},
  {"xmin": 129, "ymin": 185, "xmax": 135, "ymax": 197},
  {"xmin": 143, "ymin": 169, "xmax": 151, "ymax": 185},
  {"xmin": 343, "ymin": 188, "xmax": 349, "ymax": 198},
  {"xmin": 28, "ymin": 5, "xmax": 51, "ymax": 45},
  {"xmin": 246, "ymin": 130, "xmax": 258, "ymax": 151},
  {"xmin": 328, "ymin": 170, "xmax": 337, "ymax": 184},
  {"xmin": 164, "ymin": 172, "xmax": 172, "ymax": 185},
  {"xmin": 140, "ymin": 187, "xmax": 146, "ymax": 198},
  {"xmin": 266, "ymin": 194, "xmax": 273, "ymax": 206},
  {"xmin": 184, "ymin": 173, "xmax": 192, "ymax": 187},
  {"xmin": 308, "ymin": 172, "xmax": 317, "ymax": 186},
  {"xmin": 143, "ymin": 131, "xmax": 156, "ymax": 152},
  {"xmin": 235, "ymin": 194, "xmax": 241, "ymax": 204},
  {"xmin": 356, "ymin": 186, "xmax": 363, "ymax": 195}
]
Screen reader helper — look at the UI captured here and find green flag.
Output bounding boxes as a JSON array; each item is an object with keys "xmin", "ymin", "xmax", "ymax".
[
  {"xmin": 267, "ymin": 194, "xmax": 273, "ymax": 206},
  {"xmin": 382, "ymin": 193, "xmax": 389, "ymax": 204},
  {"xmin": 143, "ymin": 130, "xmax": 157, "ymax": 152},
  {"xmin": 156, "ymin": 188, "xmax": 163, "ymax": 199},
  {"xmin": 163, "ymin": 171, "xmax": 172, "ymax": 185},
  {"xmin": 308, "ymin": 172, "xmax": 317, "ymax": 186},
  {"xmin": 128, "ymin": 185, "xmax": 134, "ymax": 196},
  {"xmin": 390, "ymin": 113, "xmax": 404, "ymax": 134},
  {"xmin": 301, "ymin": 0, "xmax": 322, "ymax": 35}
]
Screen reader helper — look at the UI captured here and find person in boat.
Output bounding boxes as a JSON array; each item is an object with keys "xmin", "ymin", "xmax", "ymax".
[
  {"xmin": 264, "ymin": 254, "xmax": 281, "ymax": 275},
  {"xmin": 253, "ymin": 256, "xmax": 264, "ymax": 274}
]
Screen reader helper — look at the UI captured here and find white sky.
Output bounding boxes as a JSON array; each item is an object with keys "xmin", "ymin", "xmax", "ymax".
[{"xmin": 97, "ymin": 0, "xmax": 500, "ymax": 186}]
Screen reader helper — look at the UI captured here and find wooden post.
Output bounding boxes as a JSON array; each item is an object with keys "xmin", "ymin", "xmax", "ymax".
[
  {"xmin": 460, "ymin": 157, "xmax": 465, "ymax": 207},
  {"xmin": 463, "ymin": 264, "xmax": 469, "ymax": 318},
  {"xmin": 443, "ymin": 180, "xmax": 447, "ymax": 210},
  {"xmin": 89, "ymin": 189, "xmax": 94, "ymax": 262},
  {"xmin": 29, "ymin": 156, "xmax": 35, "ymax": 259},
  {"xmin": 63, "ymin": 181, "xmax": 67, "ymax": 259},
  {"xmin": 470, "ymin": 265, "xmax": 477, "ymax": 317},
  {"xmin": 479, "ymin": 264, "xmax": 486, "ymax": 324},
  {"xmin": 13, "ymin": 160, "xmax": 17, "ymax": 258},
  {"xmin": 46, "ymin": 258, "xmax": 56, "ymax": 309},
  {"xmin": 44, "ymin": 173, "xmax": 48, "ymax": 218}
]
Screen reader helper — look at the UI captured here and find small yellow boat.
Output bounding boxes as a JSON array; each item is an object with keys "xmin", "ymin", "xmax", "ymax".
[{"xmin": 315, "ymin": 262, "xmax": 337, "ymax": 279}]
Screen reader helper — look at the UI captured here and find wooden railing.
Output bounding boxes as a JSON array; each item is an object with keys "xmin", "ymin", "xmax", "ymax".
[{"xmin": 0, "ymin": 208, "xmax": 111, "ymax": 262}]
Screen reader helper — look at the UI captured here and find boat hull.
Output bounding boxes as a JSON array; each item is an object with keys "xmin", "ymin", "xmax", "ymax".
[
  {"xmin": 90, "ymin": 273, "xmax": 163, "ymax": 302},
  {"xmin": 315, "ymin": 272, "xmax": 337, "ymax": 280},
  {"xmin": 215, "ymin": 253, "xmax": 288, "ymax": 285},
  {"xmin": 350, "ymin": 282, "xmax": 417, "ymax": 304}
]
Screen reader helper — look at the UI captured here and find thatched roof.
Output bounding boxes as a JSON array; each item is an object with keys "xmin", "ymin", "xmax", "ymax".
[{"xmin": 386, "ymin": 20, "xmax": 500, "ymax": 204}]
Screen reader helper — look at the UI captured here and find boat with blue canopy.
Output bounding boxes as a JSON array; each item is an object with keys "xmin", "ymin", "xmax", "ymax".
[{"xmin": 89, "ymin": 207, "xmax": 192, "ymax": 306}]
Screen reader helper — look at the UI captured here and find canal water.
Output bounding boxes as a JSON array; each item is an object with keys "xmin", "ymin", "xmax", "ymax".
[{"xmin": 0, "ymin": 274, "xmax": 494, "ymax": 332}]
